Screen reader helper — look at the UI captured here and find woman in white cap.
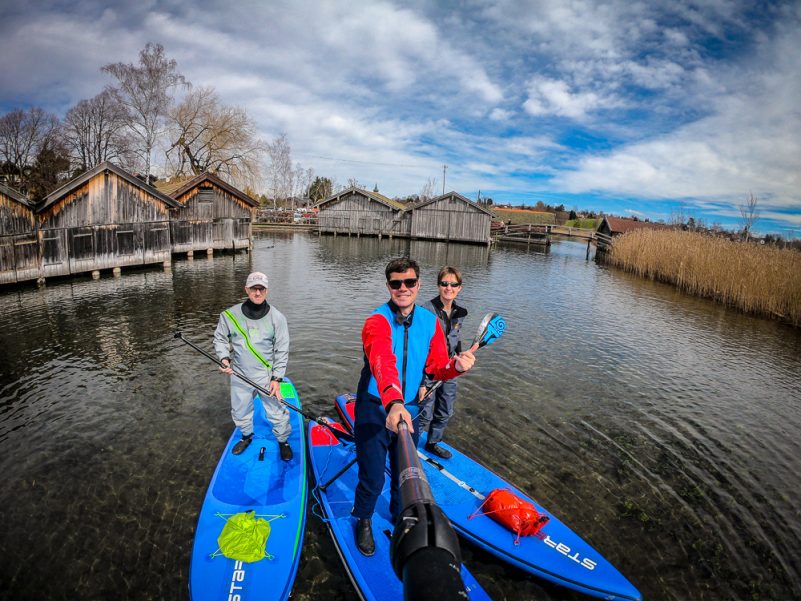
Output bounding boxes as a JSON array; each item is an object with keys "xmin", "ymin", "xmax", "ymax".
[{"xmin": 213, "ymin": 271, "xmax": 293, "ymax": 460}]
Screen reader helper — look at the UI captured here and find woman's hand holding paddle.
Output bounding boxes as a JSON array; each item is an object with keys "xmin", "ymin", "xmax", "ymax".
[{"xmin": 454, "ymin": 345, "xmax": 477, "ymax": 373}]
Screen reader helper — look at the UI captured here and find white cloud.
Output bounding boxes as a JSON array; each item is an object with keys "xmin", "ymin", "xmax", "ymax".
[
  {"xmin": 0, "ymin": 0, "xmax": 798, "ymax": 232},
  {"xmin": 552, "ymin": 17, "xmax": 801, "ymax": 227},
  {"xmin": 523, "ymin": 77, "xmax": 607, "ymax": 119},
  {"xmin": 489, "ymin": 108, "xmax": 513, "ymax": 121}
]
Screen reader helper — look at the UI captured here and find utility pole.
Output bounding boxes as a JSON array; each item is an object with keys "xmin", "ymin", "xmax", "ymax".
[{"xmin": 442, "ymin": 165, "xmax": 447, "ymax": 195}]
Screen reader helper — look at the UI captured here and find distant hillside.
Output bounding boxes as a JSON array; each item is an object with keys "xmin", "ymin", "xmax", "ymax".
[{"xmin": 492, "ymin": 207, "xmax": 556, "ymax": 225}]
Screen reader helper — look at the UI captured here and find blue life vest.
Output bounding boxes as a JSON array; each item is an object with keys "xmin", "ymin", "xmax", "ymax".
[{"xmin": 358, "ymin": 303, "xmax": 438, "ymax": 405}]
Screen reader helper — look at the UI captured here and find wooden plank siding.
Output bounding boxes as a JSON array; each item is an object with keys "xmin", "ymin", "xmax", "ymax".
[
  {"xmin": 162, "ymin": 173, "xmax": 256, "ymax": 252},
  {"xmin": 411, "ymin": 192, "xmax": 492, "ymax": 245},
  {"xmin": 1, "ymin": 166, "xmax": 256, "ymax": 286},
  {"xmin": 0, "ymin": 183, "xmax": 38, "ymax": 284},
  {"xmin": 317, "ymin": 188, "xmax": 411, "ymax": 238},
  {"xmin": 37, "ymin": 163, "xmax": 181, "ymax": 279}
]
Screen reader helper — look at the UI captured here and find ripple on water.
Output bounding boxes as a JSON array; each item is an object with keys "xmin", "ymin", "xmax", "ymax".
[{"xmin": 1, "ymin": 235, "xmax": 801, "ymax": 600}]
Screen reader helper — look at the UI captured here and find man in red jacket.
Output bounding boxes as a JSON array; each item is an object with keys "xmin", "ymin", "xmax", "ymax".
[{"xmin": 352, "ymin": 257, "xmax": 476, "ymax": 556}]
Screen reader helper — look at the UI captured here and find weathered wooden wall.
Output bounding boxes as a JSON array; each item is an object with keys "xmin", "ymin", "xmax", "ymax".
[
  {"xmin": 318, "ymin": 192, "xmax": 410, "ymax": 237},
  {"xmin": 0, "ymin": 190, "xmax": 38, "ymax": 284},
  {"xmin": 411, "ymin": 195, "xmax": 491, "ymax": 244},
  {"xmin": 171, "ymin": 183, "xmax": 253, "ymax": 251},
  {"xmin": 1, "ymin": 166, "xmax": 256, "ymax": 286},
  {"xmin": 38, "ymin": 170, "xmax": 173, "ymax": 278}
]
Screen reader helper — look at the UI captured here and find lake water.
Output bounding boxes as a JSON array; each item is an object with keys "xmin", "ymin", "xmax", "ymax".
[{"xmin": 1, "ymin": 231, "xmax": 800, "ymax": 600}]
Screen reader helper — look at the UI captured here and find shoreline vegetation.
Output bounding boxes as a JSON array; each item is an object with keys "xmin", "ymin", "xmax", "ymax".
[{"xmin": 607, "ymin": 229, "xmax": 801, "ymax": 327}]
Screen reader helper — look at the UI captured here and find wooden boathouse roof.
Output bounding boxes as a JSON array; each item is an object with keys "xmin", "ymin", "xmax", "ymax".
[
  {"xmin": 0, "ymin": 182, "xmax": 33, "ymax": 209},
  {"xmin": 317, "ymin": 187, "xmax": 407, "ymax": 212},
  {"xmin": 414, "ymin": 191, "xmax": 494, "ymax": 215},
  {"xmin": 156, "ymin": 172, "xmax": 259, "ymax": 208},
  {"xmin": 39, "ymin": 162, "xmax": 183, "ymax": 213}
]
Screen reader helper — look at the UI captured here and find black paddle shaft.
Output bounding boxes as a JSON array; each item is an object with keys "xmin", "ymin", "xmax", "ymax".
[
  {"xmin": 390, "ymin": 421, "xmax": 465, "ymax": 601},
  {"xmin": 174, "ymin": 332, "xmax": 354, "ymax": 444}
]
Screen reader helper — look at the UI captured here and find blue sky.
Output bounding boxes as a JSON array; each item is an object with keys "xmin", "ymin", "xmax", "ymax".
[{"xmin": 1, "ymin": 0, "xmax": 800, "ymax": 236}]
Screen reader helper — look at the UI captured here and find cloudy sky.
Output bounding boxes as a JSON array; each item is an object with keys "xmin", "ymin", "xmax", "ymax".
[{"xmin": 1, "ymin": 0, "xmax": 800, "ymax": 235}]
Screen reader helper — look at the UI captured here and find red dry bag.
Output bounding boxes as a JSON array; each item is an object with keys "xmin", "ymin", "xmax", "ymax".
[{"xmin": 469, "ymin": 488, "xmax": 550, "ymax": 545}]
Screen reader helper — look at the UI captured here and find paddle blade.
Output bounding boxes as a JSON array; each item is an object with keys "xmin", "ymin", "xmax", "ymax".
[{"xmin": 471, "ymin": 312, "xmax": 506, "ymax": 349}]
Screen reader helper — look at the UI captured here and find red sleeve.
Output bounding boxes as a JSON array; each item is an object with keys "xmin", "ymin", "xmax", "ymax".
[
  {"xmin": 424, "ymin": 319, "xmax": 462, "ymax": 382},
  {"xmin": 362, "ymin": 313, "xmax": 404, "ymax": 410}
]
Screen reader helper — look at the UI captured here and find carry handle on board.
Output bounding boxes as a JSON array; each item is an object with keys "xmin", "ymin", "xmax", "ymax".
[{"xmin": 174, "ymin": 332, "xmax": 355, "ymax": 444}]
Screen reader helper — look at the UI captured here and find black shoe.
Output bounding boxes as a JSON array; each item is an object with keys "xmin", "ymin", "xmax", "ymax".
[
  {"xmin": 279, "ymin": 442, "xmax": 293, "ymax": 461},
  {"xmin": 232, "ymin": 434, "xmax": 253, "ymax": 455},
  {"xmin": 425, "ymin": 442, "xmax": 452, "ymax": 459},
  {"xmin": 356, "ymin": 518, "xmax": 375, "ymax": 556}
]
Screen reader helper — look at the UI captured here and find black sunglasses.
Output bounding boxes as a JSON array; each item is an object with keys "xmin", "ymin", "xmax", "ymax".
[
  {"xmin": 387, "ymin": 278, "xmax": 419, "ymax": 290},
  {"xmin": 438, "ymin": 281, "xmax": 461, "ymax": 288}
]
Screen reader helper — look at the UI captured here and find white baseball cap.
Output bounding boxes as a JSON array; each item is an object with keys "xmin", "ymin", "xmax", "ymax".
[{"xmin": 245, "ymin": 272, "xmax": 269, "ymax": 288}]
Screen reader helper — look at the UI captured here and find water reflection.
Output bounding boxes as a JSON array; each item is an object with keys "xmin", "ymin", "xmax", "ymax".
[{"xmin": 1, "ymin": 232, "xmax": 800, "ymax": 600}]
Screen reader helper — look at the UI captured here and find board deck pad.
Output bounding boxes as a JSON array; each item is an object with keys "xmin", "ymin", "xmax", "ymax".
[
  {"xmin": 334, "ymin": 393, "xmax": 641, "ymax": 601},
  {"xmin": 189, "ymin": 379, "xmax": 307, "ymax": 601},
  {"xmin": 307, "ymin": 418, "xmax": 491, "ymax": 601}
]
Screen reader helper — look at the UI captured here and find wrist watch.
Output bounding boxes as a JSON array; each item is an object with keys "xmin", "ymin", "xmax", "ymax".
[{"xmin": 271, "ymin": 376, "xmax": 283, "ymax": 383}]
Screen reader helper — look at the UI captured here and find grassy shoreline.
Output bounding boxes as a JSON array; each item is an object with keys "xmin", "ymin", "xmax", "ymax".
[{"xmin": 607, "ymin": 229, "xmax": 801, "ymax": 326}]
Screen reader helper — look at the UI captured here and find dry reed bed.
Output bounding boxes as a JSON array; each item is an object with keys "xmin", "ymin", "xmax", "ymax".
[{"xmin": 608, "ymin": 229, "xmax": 801, "ymax": 326}]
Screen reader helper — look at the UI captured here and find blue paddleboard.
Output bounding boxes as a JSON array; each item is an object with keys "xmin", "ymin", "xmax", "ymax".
[
  {"xmin": 335, "ymin": 394, "xmax": 641, "ymax": 601},
  {"xmin": 307, "ymin": 417, "xmax": 491, "ymax": 601},
  {"xmin": 189, "ymin": 379, "xmax": 307, "ymax": 600}
]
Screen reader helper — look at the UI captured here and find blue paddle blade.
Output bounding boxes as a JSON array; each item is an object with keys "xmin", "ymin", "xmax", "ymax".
[{"xmin": 472, "ymin": 312, "xmax": 506, "ymax": 348}]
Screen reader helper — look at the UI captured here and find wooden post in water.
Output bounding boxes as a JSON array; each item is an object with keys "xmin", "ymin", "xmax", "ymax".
[{"xmin": 586, "ymin": 239, "xmax": 591, "ymax": 260}]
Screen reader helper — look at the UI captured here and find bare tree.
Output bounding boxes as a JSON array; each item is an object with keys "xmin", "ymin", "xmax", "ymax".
[
  {"xmin": 347, "ymin": 177, "xmax": 363, "ymax": 189},
  {"xmin": 419, "ymin": 176, "xmax": 438, "ymax": 202},
  {"xmin": 102, "ymin": 43, "xmax": 187, "ymax": 182},
  {"xmin": 0, "ymin": 107, "xmax": 60, "ymax": 193},
  {"xmin": 669, "ymin": 204, "xmax": 688, "ymax": 227},
  {"xmin": 265, "ymin": 133, "xmax": 293, "ymax": 209},
  {"xmin": 288, "ymin": 164, "xmax": 315, "ymax": 209},
  {"xmin": 740, "ymin": 193, "xmax": 760, "ymax": 242},
  {"xmin": 63, "ymin": 90, "xmax": 134, "ymax": 172},
  {"xmin": 165, "ymin": 86, "xmax": 265, "ymax": 189}
]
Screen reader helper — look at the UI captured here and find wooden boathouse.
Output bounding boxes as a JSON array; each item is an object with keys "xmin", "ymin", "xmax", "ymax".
[
  {"xmin": 37, "ymin": 162, "xmax": 182, "ymax": 280},
  {"xmin": 316, "ymin": 188, "xmax": 493, "ymax": 245},
  {"xmin": 411, "ymin": 192, "xmax": 492, "ymax": 245},
  {"xmin": 597, "ymin": 216, "xmax": 669, "ymax": 238},
  {"xmin": 595, "ymin": 216, "xmax": 669, "ymax": 253},
  {"xmin": 0, "ymin": 183, "xmax": 38, "ymax": 285},
  {"xmin": 157, "ymin": 172, "xmax": 257, "ymax": 256},
  {"xmin": 316, "ymin": 187, "xmax": 410, "ymax": 238}
]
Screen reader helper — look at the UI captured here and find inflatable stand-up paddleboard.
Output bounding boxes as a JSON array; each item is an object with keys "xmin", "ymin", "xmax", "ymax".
[
  {"xmin": 189, "ymin": 379, "xmax": 307, "ymax": 600},
  {"xmin": 307, "ymin": 417, "xmax": 492, "ymax": 601},
  {"xmin": 335, "ymin": 394, "xmax": 640, "ymax": 601}
]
